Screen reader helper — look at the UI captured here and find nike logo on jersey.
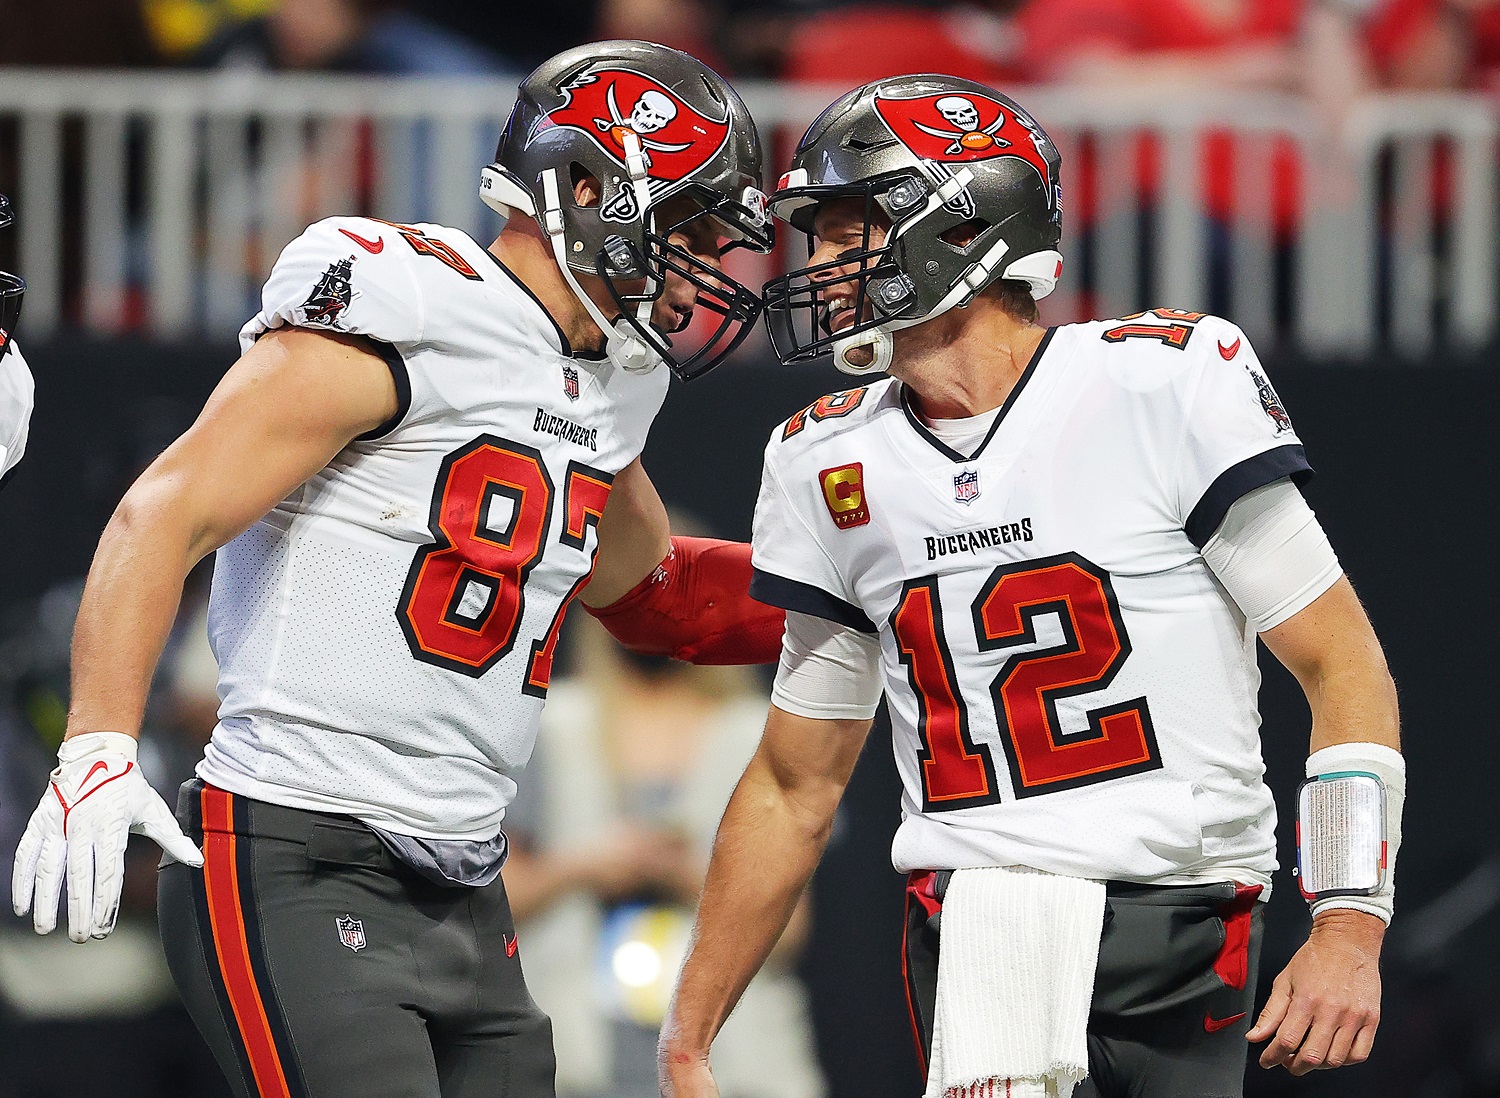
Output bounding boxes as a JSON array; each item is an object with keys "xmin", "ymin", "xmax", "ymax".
[
  {"xmin": 339, "ymin": 228, "xmax": 385, "ymax": 254},
  {"xmin": 1217, "ymin": 337, "xmax": 1241, "ymax": 361},
  {"xmin": 504, "ymin": 933, "xmax": 519, "ymax": 958},
  {"xmin": 1204, "ymin": 1010, "xmax": 1246, "ymax": 1033}
]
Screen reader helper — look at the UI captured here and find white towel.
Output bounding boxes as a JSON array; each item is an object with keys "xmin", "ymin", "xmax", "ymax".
[{"xmin": 922, "ymin": 866, "xmax": 1107, "ymax": 1098}]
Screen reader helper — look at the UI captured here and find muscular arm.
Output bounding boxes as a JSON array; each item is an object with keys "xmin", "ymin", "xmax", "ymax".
[
  {"xmin": 1248, "ymin": 576, "xmax": 1400, "ymax": 1074},
  {"xmin": 1259, "ymin": 575, "xmax": 1400, "ymax": 756},
  {"xmin": 661, "ymin": 706, "xmax": 872, "ymax": 1095},
  {"xmin": 66, "ymin": 328, "xmax": 398, "ymax": 739},
  {"xmin": 579, "ymin": 457, "xmax": 671, "ymax": 608}
]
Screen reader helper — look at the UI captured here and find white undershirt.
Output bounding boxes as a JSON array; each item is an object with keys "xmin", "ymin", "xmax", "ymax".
[
  {"xmin": 921, "ymin": 405, "xmax": 1003, "ymax": 458},
  {"xmin": 771, "ymin": 477, "xmax": 1342, "ymax": 721}
]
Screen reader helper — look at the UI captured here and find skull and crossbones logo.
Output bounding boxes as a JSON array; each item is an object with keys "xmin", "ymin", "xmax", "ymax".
[
  {"xmin": 913, "ymin": 96, "xmax": 1011, "ymax": 156},
  {"xmin": 595, "ymin": 85, "xmax": 693, "ymax": 167}
]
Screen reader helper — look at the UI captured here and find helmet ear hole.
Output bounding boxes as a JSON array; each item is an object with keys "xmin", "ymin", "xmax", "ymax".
[{"xmin": 938, "ymin": 218, "xmax": 992, "ymax": 252}]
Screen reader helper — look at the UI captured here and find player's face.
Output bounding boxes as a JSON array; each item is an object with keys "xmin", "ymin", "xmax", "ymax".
[
  {"xmin": 651, "ymin": 194, "xmax": 728, "ymax": 335},
  {"xmin": 808, "ymin": 197, "xmax": 891, "ymax": 337}
]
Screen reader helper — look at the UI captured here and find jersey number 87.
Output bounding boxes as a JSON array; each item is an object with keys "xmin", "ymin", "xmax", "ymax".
[{"xmin": 892, "ymin": 552, "xmax": 1162, "ymax": 811}]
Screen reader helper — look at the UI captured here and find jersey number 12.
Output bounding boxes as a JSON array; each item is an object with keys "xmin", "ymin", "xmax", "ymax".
[{"xmin": 892, "ymin": 552, "xmax": 1162, "ymax": 811}]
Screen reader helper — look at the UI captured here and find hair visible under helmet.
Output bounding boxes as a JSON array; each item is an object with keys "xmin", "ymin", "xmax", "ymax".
[
  {"xmin": 0, "ymin": 195, "xmax": 23, "ymax": 362},
  {"xmin": 480, "ymin": 41, "xmax": 773, "ymax": 380},
  {"xmin": 763, "ymin": 75, "xmax": 1063, "ymax": 375}
]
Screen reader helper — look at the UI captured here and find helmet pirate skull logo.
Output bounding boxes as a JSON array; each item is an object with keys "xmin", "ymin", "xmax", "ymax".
[
  {"xmin": 935, "ymin": 96, "xmax": 980, "ymax": 133},
  {"xmin": 629, "ymin": 90, "xmax": 677, "ymax": 134}
]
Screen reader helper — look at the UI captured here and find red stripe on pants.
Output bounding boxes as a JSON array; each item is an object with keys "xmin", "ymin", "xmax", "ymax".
[{"xmin": 200, "ymin": 786, "xmax": 293, "ymax": 1098}]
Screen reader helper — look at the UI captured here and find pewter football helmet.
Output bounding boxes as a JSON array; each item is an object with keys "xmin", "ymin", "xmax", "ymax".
[
  {"xmin": 481, "ymin": 41, "xmax": 772, "ymax": 379},
  {"xmin": 764, "ymin": 75, "xmax": 1063, "ymax": 374},
  {"xmin": 0, "ymin": 195, "xmax": 23, "ymax": 362}
]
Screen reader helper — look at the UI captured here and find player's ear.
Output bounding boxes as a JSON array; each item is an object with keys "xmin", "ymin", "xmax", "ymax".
[{"xmin": 571, "ymin": 166, "xmax": 603, "ymax": 209}]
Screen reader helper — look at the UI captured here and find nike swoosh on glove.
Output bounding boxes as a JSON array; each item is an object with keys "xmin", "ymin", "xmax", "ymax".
[{"xmin": 12, "ymin": 731, "xmax": 204, "ymax": 942}]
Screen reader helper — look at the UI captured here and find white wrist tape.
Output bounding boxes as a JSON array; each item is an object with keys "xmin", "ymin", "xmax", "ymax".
[{"xmin": 1299, "ymin": 742, "xmax": 1404, "ymax": 924}]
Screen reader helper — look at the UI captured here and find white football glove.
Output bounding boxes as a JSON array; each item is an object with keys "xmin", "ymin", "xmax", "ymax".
[{"xmin": 12, "ymin": 731, "xmax": 203, "ymax": 942}]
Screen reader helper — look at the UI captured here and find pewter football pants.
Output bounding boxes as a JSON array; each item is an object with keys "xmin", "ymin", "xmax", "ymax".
[
  {"xmin": 159, "ymin": 779, "xmax": 555, "ymax": 1098},
  {"xmin": 904, "ymin": 874, "xmax": 1265, "ymax": 1098}
]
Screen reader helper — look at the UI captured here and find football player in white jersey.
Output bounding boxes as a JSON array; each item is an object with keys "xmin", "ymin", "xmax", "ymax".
[
  {"xmin": 663, "ymin": 77, "xmax": 1404, "ymax": 1098},
  {"xmin": 10, "ymin": 43, "xmax": 786, "ymax": 1098},
  {"xmin": 0, "ymin": 194, "xmax": 34, "ymax": 487}
]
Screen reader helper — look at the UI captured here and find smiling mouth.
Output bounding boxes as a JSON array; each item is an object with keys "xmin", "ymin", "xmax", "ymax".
[{"xmin": 822, "ymin": 293, "xmax": 861, "ymax": 335}]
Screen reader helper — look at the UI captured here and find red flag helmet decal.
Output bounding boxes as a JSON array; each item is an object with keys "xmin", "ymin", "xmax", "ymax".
[
  {"xmin": 532, "ymin": 69, "xmax": 732, "ymax": 184},
  {"xmin": 873, "ymin": 90, "xmax": 1053, "ymax": 186}
]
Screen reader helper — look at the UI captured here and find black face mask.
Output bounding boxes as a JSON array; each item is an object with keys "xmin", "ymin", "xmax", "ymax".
[
  {"xmin": 0, "ymin": 195, "xmax": 23, "ymax": 361},
  {"xmin": 761, "ymin": 184, "xmax": 905, "ymax": 368},
  {"xmin": 599, "ymin": 194, "xmax": 769, "ymax": 383}
]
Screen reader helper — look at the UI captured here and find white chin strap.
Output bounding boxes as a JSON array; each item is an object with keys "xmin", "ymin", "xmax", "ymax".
[{"xmin": 538, "ymin": 153, "xmax": 661, "ymax": 373}]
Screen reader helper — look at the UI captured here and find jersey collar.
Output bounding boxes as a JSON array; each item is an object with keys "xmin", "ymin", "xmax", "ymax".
[
  {"xmin": 475, "ymin": 244, "xmax": 596, "ymax": 359},
  {"xmin": 899, "ymin": 326, "xmax": 1057, "ymax": 462}
]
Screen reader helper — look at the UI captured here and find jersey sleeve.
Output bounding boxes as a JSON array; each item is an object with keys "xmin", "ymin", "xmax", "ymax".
[
  {"xmin": 1174, "ymin": 319, "xmax": 1312, "ymax": 547},
  {"xmin": 241, "ymin": 218, "xmax": 427, "ymax": 352},
  {"xmin": 239, "ymin": 218, "xmax": 422, "ymax": 438},
  {"xmin": 748, "ymin": 434, "xmax": 877, "ymax": 633},
  {"xmin": 0, "ymin": 341, "xmax": 35, "ymax": 486}
]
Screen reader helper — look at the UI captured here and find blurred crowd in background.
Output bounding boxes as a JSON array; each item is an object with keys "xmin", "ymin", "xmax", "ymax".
[{"xmin": 0, "ymin": 0, "xmax": 1496, "ymax": 93}]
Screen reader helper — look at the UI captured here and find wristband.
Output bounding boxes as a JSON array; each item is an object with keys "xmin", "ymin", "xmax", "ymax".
[{"xmin": 1298, "ymin": 741, "xmax": 1404, "ymax": 924}]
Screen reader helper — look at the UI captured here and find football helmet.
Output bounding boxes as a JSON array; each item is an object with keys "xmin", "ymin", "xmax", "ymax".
[
  {"xmin": 763, "ymin": 76, "xmax": 1062, "ymax": 375},
  {"xmin": 0, "ymin": 195, "xmax": 23, "ymax": 362},
  {"xmin": 480, "ymin": 41, "xmax": 773, "ymax": 380}
]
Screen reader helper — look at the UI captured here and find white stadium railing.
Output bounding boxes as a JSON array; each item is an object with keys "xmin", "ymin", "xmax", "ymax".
[{"xmin": 0, "ymin": 69, "xmax": 1494, "ymax": 358}]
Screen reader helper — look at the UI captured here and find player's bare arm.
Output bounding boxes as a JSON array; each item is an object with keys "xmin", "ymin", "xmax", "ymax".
[
  {"xmin": 68, "ymin": 327, "xmax": 398, "ymax": 739},
  {"xmin": 660, "ymin": 707, "xmax": 873, "ymax": 1098},
  {"xmin": 1249, "ymin": 576, "xmax": 1400, "ymax": 1075}
]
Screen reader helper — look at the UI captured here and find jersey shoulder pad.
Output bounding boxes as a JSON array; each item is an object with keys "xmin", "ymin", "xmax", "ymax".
[
  {"xmin": 246, "ymin": 216, "xmax": 425, "ymax": 350},
  {"xmin": 772, "ymin": 379, "xmax": 891, "ymax": 450}
]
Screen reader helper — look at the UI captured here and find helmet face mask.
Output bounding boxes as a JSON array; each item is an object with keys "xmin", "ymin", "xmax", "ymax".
[
  {"xmin": 0, "ymin": 195, "xmax": 23, "ymax": 362},
  {"xmin": 481, "ymin": 41, "xmax": 773, "ymax": 380},
  {"xmin": 763, "ymin": 77, "xmax": 1063, "ymax": 375}
]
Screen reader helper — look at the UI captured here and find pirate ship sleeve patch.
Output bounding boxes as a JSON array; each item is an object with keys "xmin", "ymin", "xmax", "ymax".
[{"xmin": 241, "ymin": 217, "xmax": 427, "ymax": 355}]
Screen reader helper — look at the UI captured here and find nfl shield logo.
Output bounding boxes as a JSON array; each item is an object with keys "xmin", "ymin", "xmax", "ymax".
[
  {"xmin": 336, "ymin": 915, "xmax": 366, "ymax": 952},
  {"xmin": 562, "ymin": 364, "xmax": 580, "ymax": 402},
  {"xmin": 954, "ymin": 469, "xmax": 980, "ymax": 505}
]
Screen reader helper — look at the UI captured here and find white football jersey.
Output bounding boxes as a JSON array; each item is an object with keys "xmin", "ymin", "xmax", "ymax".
[
  {"xmin": 750, "ymin": 311, "xmax": 1310, "ymax": 888},
  {"xmin": 0, "ymin": 340, "xmax": 34, "ymax": 482},
  {"xmin": 197, "ymin": 216, "xmax": 669, "ymax": 838}
]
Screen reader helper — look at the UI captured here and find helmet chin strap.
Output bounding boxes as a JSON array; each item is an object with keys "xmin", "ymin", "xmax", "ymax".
[
  {"xmin": 538, "ymin": 166, "xmax": 661, "ymax": 372},
  {"xmin": 832, "ymin": 329, "xmax": 893, "ymax": 375}
]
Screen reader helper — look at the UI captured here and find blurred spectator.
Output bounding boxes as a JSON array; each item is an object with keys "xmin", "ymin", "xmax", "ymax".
[
  {"xmin": 1362, "ymin": 0, "xmax": 1500, "ymax": 91},
  {"xmin": 505, "ymin": 614, "xmax": 825, "ymax": 1098},
  {"xmin": 196, "ymin": 0, "xmax": 511, "ymax": 74},
  {"xmin": 597, "ymin": 0, "xmax": 722, "ymax": 67},
  {"xmin": 780, "ymin": 1, "xmax": 1034, "ymax": 87},
  {"xmin": 409, "ymin": 0, "xmax": 600, "ymax": 72}
]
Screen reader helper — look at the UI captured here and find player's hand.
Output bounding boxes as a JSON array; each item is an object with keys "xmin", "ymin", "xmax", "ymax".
[
  {"xmin": 12, "ymin": 731, "xmax": 203, "ymax": 942},
  {"xmin": 1248, "ymin": 908, "xmax": 1384, "ymax": 1074},
  {"xmin": 658, "ymin": 1046, "xmax": 719, "ymax": 1098}
]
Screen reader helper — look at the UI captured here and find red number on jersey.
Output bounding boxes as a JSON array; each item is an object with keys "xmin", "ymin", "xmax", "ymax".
[
  {"xmin": 974, "ymin": 554, "xmax": 1160, "ymax": 796},
  {"xmin": 372, "ymin": 218, "xmax": 483, "ymax": 280},
  {"xmin": 782, "ymin": 388, "xmax": 868, "ymax": 440},
  {"xmin": 890, "ymin": 554, "xmax": 1161, "ymax": 808},
  {"xmin": 523, "ymin": 462, "xmax": 615, "ymax": 697},
  {"xmin": 1100, "ymin": 322, "xmax": 1195, "ymax": 349},
  {"xmin": 399, "ymin": 437, "xmax": 554, "ymax": 676},
  {"xmin": 894, "ymin": 579, "xmax": 1001, "ymax": 809}
]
